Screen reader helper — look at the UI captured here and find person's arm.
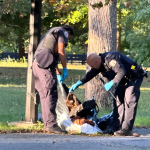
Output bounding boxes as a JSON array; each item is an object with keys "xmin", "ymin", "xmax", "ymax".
[
  {"xmin": 69, "ymin": 68, "xmax": 100, "ymax": 92},
  {"xmin": 105, "ymin": 53, "xmax": 126, "ymax": 84},
  {"xmin": 57, "ymin": 30, "xmax": 68, "ymax": 81},
  {"xmin": 103, "ymin": 57, "xmax": 126, "ymax": 91},
  {"xmin": 55, "ymin": 64, "xmax": 63, "ymax": 84},
  {"xmin": 57, "ymin": 29, "xmax": 68, "ymax": 69},
  {"xmin": 80, "ymin": 68, "xmax": 100, "ymax": 84},
  {"xmin": 58, "ymin": 43, "xmax": 66, "ymax": 69},
  {"xmin": 108, "ymin": 60, "xmax": 126, "ymax": 84}
]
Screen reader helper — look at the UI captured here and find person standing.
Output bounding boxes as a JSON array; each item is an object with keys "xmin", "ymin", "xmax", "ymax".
[
  {"xmin": 69, "ymin": 52, "xmax": 147, "ymax": 136},
  {"xmin": 32, "ymin": 25, "xmax": 74, "ymax": 134}
]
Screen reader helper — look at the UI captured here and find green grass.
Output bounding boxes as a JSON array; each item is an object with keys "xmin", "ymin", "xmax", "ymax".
[
  {"xmin": 0, "ymin": 122, "xmax": 44, "ymax": 133},
  {"xmin": 0, "ymin": 67, "xmax": 150, "ymax": 129},
  {"xmin": 0, "ymin": 67, "xmax": 86, "ymax": 123},
  {"xmin": 141, "ymin": 74, "xmax": 150, "ymax": 88},
  {"xmin": 134, "ymin": 90, "xmax": 150, "ymax": 127},
  {"xmin": 0, "ymin": 87, "xmax": 26, "ymax": 122}
]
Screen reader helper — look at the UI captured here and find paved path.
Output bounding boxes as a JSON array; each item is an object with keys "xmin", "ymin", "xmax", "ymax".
[{"xmin": 0, "ymin": 128, "xmax": 150, "ymax": 150}]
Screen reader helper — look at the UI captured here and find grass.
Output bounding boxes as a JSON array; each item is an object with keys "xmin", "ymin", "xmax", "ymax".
[
  {"xmin": 0, "ymin": 67, "xmax": 86, "ymax": 123},
  {"xmin": 0, "ymin": 121, "xmax": 45, "ymax": 133},
  {"xmin": 0, "ymin": 87, "xmax": 26, "ymax": 122},
  {"xmin": 0, "ymin": 67, "xmax": 150, "ymax": 132},
  {"xmin": 134, "ymin": 90, "xmax": 150, "ymax": 127}
]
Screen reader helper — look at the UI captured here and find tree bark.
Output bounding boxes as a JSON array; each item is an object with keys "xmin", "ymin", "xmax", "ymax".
[
  {"xmin": 85, "ymin": 0, "xmax": 117, "ymax": 108},
  {"xmin": 84, "ymin": 44, "xmax": 88, "ymax": 54},
  {"xmin": 19, "ymin": 35, "xmax": 25, "ymax": 59},
  {"xmin": 117, "ymin": 9, "xmax": 121, "ymax": 52},
  {"xmin": 117, "ymin": 25, "xmax": 121, "ymax": 52}
]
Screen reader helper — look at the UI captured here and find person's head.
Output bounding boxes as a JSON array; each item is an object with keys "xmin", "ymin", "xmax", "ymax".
[
  {"xmin": 87, "ymin": 53, "xmax": 101, "ymax": 70},
  {"xmin": 62, "ymin": 25, "xmax": 74, "ymax": 39}
]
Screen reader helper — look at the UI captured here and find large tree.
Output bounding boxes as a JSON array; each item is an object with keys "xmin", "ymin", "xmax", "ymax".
[{"xmin": 85, "ymin": 0, "xmax": 117, "ymax": 108}]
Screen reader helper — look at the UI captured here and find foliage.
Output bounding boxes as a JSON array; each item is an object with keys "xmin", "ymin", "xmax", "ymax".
[
  {"xmin": 50, "ymin": 0, "xmax": 88, "ymax": 53},
  {"xmin": 0, "ymin": 0, "xmax": 31, "ymax": 52},
  {"xmin": 1, "ymin": 0, "xmax": 150, "ymax": 61},
  {"xmin": 0, "ymin": 0, "xmax": 88, "ymax": 54},
  {"xmin": 119, "ymin": 0, "xmax": 150, "ymax": 66}
]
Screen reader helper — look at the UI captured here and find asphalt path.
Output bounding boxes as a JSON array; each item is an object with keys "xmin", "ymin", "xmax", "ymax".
[{"xmin": 0, "ymin": 128, "xmax": 150, "ymax": 150}]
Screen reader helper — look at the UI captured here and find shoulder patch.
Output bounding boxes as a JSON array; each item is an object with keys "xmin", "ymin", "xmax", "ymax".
[
  {"xmin": 64, "ymin": 31, "xmax": 68, "ymax": 38},
  {"xmin": 109, "ymin": 59, "xmax": 117, "ymax": 67}
]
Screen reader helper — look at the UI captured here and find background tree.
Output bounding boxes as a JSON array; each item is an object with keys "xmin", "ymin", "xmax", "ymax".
[
  {"xmin": 0, "ymin": 0, "xmax": 89, "ymax": 55},
  {"xmin": 1, "ymin": 0, "xmax": 150, "ymax": 64},
  {"xmin": 84, "ymin": 0, "xmax": 117, "ymax": 107},
  {"xmin": 0, "ymin": 0, "xmax": 31, "ymax": 58},
  {"xmin": 122, "ymin": 0, "xmax": 150, "ymax": 66},
  {"xmin": 46, "ymin": 0, "xmax": 89, "ymax": 54}
]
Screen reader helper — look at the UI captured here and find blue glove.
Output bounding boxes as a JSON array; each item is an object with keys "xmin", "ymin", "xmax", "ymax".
[
  {"xmin": 57, "ymin": 75, "xmax": 63, "ymax": 84},
  {"xmin": 62, "ymin": 68, "xmax": 67, "ymax": 81},
  {"xmin": 69, "ymin": 80, "xmax": 83, "ymax": 92},
  {"xmin": 103, "ymin": 80, "xmax": 114, "ymax": 91}
]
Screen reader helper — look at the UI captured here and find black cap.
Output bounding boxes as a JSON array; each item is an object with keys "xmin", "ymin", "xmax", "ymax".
[{"xmin": 62, "ymin": 25, "xmax": 74, "ymax": 35}]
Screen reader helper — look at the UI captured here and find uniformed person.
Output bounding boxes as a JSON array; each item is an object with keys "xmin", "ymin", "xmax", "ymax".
[
  {"xmin": 69, "ymin": 52, "xmax": 147, "ymax": 136},
  {"xmin": 32, "ymin": 25, "xmax": 74, "ymax": 134}
]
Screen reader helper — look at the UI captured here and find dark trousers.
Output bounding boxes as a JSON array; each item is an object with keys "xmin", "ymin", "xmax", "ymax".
[
  {"xmin": 110, "ymin": 76, "xmax": 143, "ymax": 131},
  {"xmin": 32, "ymin": 61, "xmax": 58, "ymax": 128}
]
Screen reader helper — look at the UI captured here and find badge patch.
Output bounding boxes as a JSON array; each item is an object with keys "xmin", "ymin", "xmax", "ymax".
[
  {"xmin": 64, "ymin": 31, "xmax": 68, "ymax": 38},
  {"xmin": 131, "ymin": 65, "xmax": 136, "ymax": 70},
  {"xmin": 109, "ymin": 59, "xmax": 117, "ymax": 67}
]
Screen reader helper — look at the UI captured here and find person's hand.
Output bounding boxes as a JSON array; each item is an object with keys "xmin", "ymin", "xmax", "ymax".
[
  {"xmin": 57, "ymin": 75, "xmax": 63, "ymax": 84},
  {"xmin": 62, "ymin": 68, "xmax": 67, "ymax": 81},
  {"xmin": 103, "ymin": 80, "xmax": 114, "ymax": 91},
  {"xmin": 69, "ymin": 80, "xmax": 83, "ymax": 92}
]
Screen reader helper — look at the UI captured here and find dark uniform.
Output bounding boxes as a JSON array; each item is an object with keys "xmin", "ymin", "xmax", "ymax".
[
  {"xmin": 32, "ymin": 27, "xmax": 68, "ymax": 128},
  {"xmin": 80, "ymin": 52, "xmax": 146, "ymax": 131}
]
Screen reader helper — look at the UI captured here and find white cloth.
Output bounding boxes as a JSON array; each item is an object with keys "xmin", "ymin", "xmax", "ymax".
[{"xmin": 57, "ymin": 113, "xmax": 102, "ymax": 134}]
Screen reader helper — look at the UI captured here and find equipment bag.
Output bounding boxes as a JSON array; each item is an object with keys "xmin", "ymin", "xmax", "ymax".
[{"xmin": 76, "ymin": 100, "xmax": 99, "ymax": 119}]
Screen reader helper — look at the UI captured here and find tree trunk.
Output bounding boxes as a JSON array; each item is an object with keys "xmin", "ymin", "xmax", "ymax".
[
  {"xmin": 85, "ymin": 0, "xmax": 117, "ymax": 108},
  {"xmin": 84, "ymin": 44, "xmax": 88, "ymax": 54},
  {"xmin": 117, "ymin": 25, "xmax": 121, "ymax": 52},
  {"xmin": 117, "ymin": 9, "xmax": 121, "ymax": 52},
  {"xmin": 19, "ymin": 35, "xmax": 25, "ymax": 59}
]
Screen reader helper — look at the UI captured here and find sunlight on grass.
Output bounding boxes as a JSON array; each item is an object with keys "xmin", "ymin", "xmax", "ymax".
[
  {"xmin": 0, "ymin": 62, "xmax": 86, "ymax": 70},
  {"xmin": 0, "ymin": 84, "xmax": 150, "ymax": 90},
  {"xmin": 0, "ymin": 61, "xmax": 150, "ymax": 71},
  {"xmin": 0, "ymin": 121, "xmax": 44, "ymax": 133},
  {"xmin": 0, "ymin": 84, "xmax": 26, "ymax": 87}
]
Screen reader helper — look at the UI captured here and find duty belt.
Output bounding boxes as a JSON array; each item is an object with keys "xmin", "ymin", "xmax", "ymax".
[
  {"xmin": 130, "ymin": 63, "xmax": 147, "ymax": 78},
  {"xmin": 34, "ymin": 59, "xmax": 52, "ymax": 71}
]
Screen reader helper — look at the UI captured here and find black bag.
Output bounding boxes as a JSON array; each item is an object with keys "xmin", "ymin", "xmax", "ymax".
[
  {"xmin": 97, "ymin": 117, "xmax": 113, "ymax": 130},
  {"xmin": 96, "ymin": 112, "xmax": 113, "ymax": 131},
  {"xmin": 77, "ymin": 100, "xmax": 99, "ymax": 119}
]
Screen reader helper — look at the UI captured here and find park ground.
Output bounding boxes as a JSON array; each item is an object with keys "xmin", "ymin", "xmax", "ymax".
[{"xmin": 0, "ymin": 66, "xmax": 150, "ymax": 134}]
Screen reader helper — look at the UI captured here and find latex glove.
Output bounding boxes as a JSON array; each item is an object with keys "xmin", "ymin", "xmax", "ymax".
[
  {"xmin": 57, "ymin": 75, "xmax": 63, "ymax": 84},
  {"xmin": 69, "ymin": 80, "xmax": 83, "ymax": 92},
  {"xmin": 62, "ymin": 68, "xmax": 67, "ymax": 81},
  {"xmin": 103, "ymin": 80, "xmax": 114, "ymax": 91}
]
